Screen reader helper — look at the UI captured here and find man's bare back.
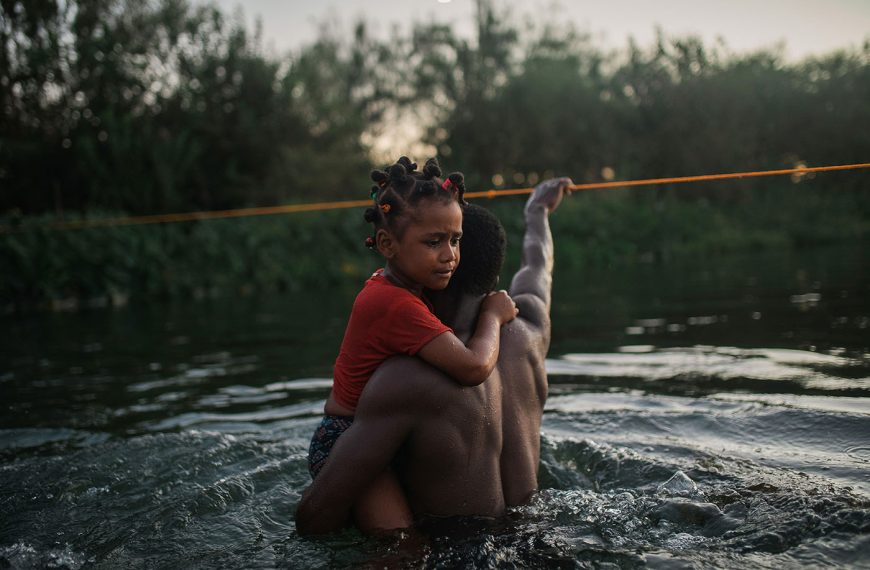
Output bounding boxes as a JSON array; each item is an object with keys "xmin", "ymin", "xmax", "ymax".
[
  {"xmin": 372, "ymin": 310, "xmax": 547, "ymax": 517},
  {"xmin": 295, "ymin": 178, "xmax": 568, "ymax": 534}
]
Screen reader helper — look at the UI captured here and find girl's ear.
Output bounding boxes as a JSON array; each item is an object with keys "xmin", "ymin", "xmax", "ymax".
[{"xmin": 376, "ymin": 228, "xmax": 396, "ymax": 258}]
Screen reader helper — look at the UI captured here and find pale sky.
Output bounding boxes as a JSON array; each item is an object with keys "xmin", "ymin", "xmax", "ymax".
[
  {"xmin": 205, "ymin": 0, "xmax": 869, "ymax": 60},
  {"xmin": 201, "ymin": 0, "xmax": 868, "ymax": 160}
]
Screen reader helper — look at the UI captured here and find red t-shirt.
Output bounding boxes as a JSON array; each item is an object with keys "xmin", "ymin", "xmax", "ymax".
[{"xmin": 331, "ymin": 270, "xmax": 452, "ymax": 412}]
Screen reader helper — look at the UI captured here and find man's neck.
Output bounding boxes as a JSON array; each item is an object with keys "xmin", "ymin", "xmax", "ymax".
[{"xmin": 430, "ymin": 290, "xmax": 485, "ymax": 342}]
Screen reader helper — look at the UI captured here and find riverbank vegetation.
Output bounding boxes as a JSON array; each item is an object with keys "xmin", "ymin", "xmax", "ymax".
[
  {"xmin": 3, "ymin": 181, "xmax": 867, "ymax": 312},
  {"xmin": 1, "ymin": 0, "xmax": 868, "ymax": 311}
]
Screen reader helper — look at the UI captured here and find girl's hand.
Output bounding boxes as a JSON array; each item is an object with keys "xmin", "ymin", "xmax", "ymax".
[{"xmin": 482, "ymin": 290, "xmax": 519, "ymax": 325}]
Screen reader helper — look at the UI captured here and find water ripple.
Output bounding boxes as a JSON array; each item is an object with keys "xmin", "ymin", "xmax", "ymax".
[{"xmin": 546, "ymin": 346, "xmax": 870, "ymax": 396}]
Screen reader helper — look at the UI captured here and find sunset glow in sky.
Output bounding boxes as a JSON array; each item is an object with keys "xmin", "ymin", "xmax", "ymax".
[
  {"xmin": 198, "ymin": 0, "xmax": 868, "ymax": 161},
  {"xmin": 205, "ymin": 0, "xmax": 869, "ymax": 60}
]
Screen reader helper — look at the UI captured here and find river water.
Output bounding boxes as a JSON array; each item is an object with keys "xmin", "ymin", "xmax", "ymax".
[{"xmin": 2, "ymin": 244, "xmax": 869, "ymax": 568}]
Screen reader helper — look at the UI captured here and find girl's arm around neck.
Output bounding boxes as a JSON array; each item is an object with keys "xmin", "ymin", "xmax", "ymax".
[{"xmin": 416, "ymin": 290, "xmax": 517, "ymax": 386}]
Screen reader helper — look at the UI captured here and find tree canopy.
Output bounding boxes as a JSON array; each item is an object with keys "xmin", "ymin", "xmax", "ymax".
[{"xmin": 1, "ymin": 0, "xmax": 868, "ymax": 217}]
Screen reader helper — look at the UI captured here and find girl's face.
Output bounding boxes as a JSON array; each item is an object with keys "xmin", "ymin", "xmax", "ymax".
[{"xmin": 378, "ymin": 199, "xmax": 462, "ymax": 295}]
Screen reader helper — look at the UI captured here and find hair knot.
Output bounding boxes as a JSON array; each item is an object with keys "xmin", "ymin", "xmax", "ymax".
[
  {"xmin": 446, "ymin": 172, "xmax": 467, "ymax": 204},
  {"xmin": 363, "ymin": 207, "xmax": 378, "ymax": 223},
  {"xmin": 370, "ymin": 170, "xmax": 389, "ymax": 186},
  {"xmin": 422, "ymin": 158, "xmax": 442, "ymax": 180},
  {"xmin": 387, "ymin": 163, "xmax": 407, "ymax": 180},
  {"xmin": 397, "ymin": 156, "xmax": 418, "ymax": 173}
]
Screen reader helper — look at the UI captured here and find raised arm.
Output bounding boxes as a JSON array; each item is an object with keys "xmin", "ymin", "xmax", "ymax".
[
  {"xmin": 295, "ymin": 364, "xmax": 420, "ymax": 535},
  {"xmin": 416, "ymin": 291, "xmax": 517, "ymax": 386},
  {"xmin": 509, "ymin": 177, "xmax": 571, "ymax": 327}
]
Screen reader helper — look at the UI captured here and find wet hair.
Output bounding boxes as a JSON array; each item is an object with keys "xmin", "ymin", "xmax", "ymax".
[
  {"xmin": 364, "ymin": 156, "xmax": 467, "ymax": 244},
  {"xmin": 445, "ymin": 203, "xmax": 506, "ymax": 296}
]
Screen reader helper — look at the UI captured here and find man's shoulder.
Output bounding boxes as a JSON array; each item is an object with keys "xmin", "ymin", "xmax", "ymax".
[
  {"xmin": 512, "ymin": 293, "xmax": 550, "ymax": 333},
  {"xmin": 371, "ymin": 355, "xmax": 449, "ymax": 387},
  {"xmin": 360, "ymin": 355, "xmax": 453, "ymax": 411},
  {"xmin": 502, "ymin": 304, "xmax": 550, "ymax": 356}
]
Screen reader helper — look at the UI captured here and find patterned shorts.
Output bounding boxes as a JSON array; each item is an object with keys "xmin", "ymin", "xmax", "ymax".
[{"xmin": 307, "ymin": 414, "xmax": 354, "ymax": 478}]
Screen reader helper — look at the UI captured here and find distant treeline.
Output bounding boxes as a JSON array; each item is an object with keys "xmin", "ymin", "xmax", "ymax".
[
  {"xmin": 2, "ymin": 0, "xmax": 868, "ymax": 215},
  {"xmin": 1, "ymin": 0, "xmax": 868, "ymax": 310},
  {"xmin": 2, "ymin": 182, "xmax": 868, "ymax": 311}
]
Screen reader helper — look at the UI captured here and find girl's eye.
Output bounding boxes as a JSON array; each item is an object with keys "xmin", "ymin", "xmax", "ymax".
[
  {"xmin": 450, "ymin": 237, "xmax": 461, "ymax": 246},
  {"xmin": 427, "ymin": 240, "xmax": 441, "ymax": 247}
]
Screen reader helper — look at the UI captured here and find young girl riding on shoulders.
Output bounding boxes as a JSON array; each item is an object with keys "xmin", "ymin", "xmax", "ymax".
[{"xmin": 307, "ymin": 156, "xmax": 517, "ymax": 532}]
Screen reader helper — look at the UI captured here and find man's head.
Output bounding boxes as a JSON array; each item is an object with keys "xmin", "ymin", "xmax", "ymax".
[{"xmin": 446, "ymin": 203, "xmax": 506, "ymax": 296}]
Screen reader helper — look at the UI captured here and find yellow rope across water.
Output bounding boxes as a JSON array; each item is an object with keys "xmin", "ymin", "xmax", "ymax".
[
  {"xmin": 467, "ymin": 163, "xmax": 870, "ymax": 199},
  {"xmin": 4, "ymin": 163, "xmax": 869, "ymax": 233}
]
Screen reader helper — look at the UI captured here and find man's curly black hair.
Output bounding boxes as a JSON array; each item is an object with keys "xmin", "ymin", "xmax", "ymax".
[{"xmin": 447, "ymin": 203, "xmax": 506, "ymax": 296}]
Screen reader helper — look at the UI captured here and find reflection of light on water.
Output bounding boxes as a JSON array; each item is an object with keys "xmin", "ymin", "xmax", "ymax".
[
  {"xmin": 711, "ymin": 393, "xmax": 870, "ymax": 415},
  {"xmin": 624, "ymin": 315, "xmax": 719, "ymax": 335},
  {"xmin": 264, "ymin": 378, "xmax": 332, "ymax": 391},
  {"xmin": 790, "ymin": 292, "xmax": 821, "ymax": 309},
  {"xmin": 548, "ymin": 346, "xmax": 861, "ymax": 384},
  {"xmin": 687, "ymin": 315, "xmax": 719, "ymax": 325},
  {"xmin": 618, "ymin": 345, "xmax": 655, "ymax": 353}
]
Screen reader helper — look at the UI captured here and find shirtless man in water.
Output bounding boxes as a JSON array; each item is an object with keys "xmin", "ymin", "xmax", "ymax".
[{"xmin": 295, "ymin": 177, "xmax": 570, "ymax": 534}]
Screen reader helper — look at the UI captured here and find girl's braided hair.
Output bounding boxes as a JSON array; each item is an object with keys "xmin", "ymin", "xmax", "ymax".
[{"xmin": 364, "ymin": 156, "xmax": 467, "ymax": 248}]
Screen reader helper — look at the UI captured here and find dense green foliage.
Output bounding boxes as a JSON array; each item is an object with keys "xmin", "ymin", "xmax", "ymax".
[
  {"xmin": 2, "ymin": 181, "xmax": 867, "ymax": 311},
  {"xmin": 1, "ymin": 208, "xmax": 371, "ymax": 309},
  {"xmin": 1, "ymin": 0, "xmax": 868, "ymax": 309}
]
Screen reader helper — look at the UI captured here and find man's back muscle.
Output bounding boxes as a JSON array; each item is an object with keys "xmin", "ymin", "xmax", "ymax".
[
  {"xmin": 373, "ymin": 356, "xmax": 506, "ymax": 517},
  {"xmin": 381, "ymin": 307, "xmax": 548, "ymax": 515}
]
